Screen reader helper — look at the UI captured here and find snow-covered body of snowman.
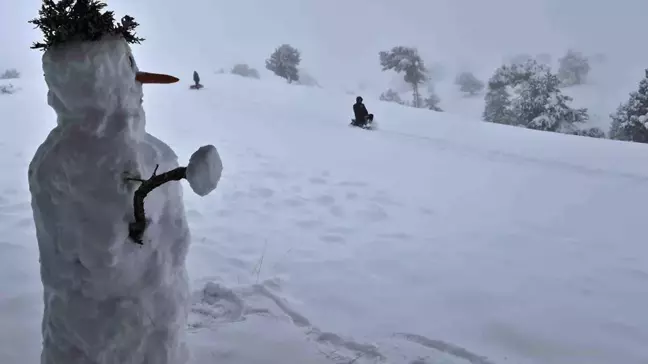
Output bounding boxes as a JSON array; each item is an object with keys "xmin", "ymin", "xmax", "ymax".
[{"xmin": 28, "ymin": 36, "xmax": 222, "ymax": 364}]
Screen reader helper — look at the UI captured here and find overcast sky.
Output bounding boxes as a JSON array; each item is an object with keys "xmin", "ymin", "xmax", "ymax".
[{"xmin": 2, "ymin": 0, "xmax": 647, "ymax": 87}]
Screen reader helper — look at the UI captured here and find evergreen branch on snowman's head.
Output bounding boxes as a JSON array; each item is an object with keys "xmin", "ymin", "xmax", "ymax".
[{"xmin": 29, "ymin": 0, "xmax": 144, "ymax": 51}]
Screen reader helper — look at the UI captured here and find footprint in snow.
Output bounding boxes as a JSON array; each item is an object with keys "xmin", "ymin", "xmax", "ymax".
[
  {"xmin": 295, "ymin": 219, "xmax": 323, "ymax": 230},
  {"xmin": 419, "ymin": 207, "xmax": 435, "ymax": 216},
  {"xmin": 378, "ymin": 232, "xmax": 413, "ymax": 241},
  {"xmin": 249, "ymin": 187, "xmax": 274, "ymax": 199},
  {"xmin": 319, "ymin": 234, "xmax": 346, "ymax": 244},
  {"xmin": 326, "ymin": 226, "xmax": 356, "ymax": 234},
  {"xmin": 337, "ymin": 181, "xmax": 368, "ymax": 188},
  {"xmin": 265, "ymin": 171, "xmax": 287, "ymax": 180},
  {"xmin": 283, "ymin": 197, "xmax": 306, "ymax": 207},
  {"xmin": 345, "ymin": 192, "xmax": 359, "ymax": 200},
  {"xmin": 190, "ymin": 282, "xmax": 246, "ymax": 327},
  {"xmin": 357, "ymin": 204, "xmax": 389, "ymax": 221},
  {"xmin": 309, "ymin": 177, "xmax": 328, "ymax": 185},
  {"xmin": 314, "ymin": 195, "xmax": 335, "ymax": 206},
  {"xmin": 329, "ymin": 205, "xmax": 346, "ymax": 218}
]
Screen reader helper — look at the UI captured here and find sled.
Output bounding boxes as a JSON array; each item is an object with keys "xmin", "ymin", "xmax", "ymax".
[
  {"xmin": 350, "ymin": 114, "xmax": 375, "ymax": 130},
  {"xmin": 350, "ymin": 121, "xmax": 374, "ymax": 130}
]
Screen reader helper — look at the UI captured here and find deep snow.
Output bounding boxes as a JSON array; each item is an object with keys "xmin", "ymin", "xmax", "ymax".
[{"xmin": 1, "ymin": 73, "xmax": 648, "ymax": 364}]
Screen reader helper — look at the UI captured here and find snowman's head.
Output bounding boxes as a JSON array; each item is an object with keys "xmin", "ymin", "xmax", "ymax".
[{"xmin": 42, "ymin": 36, "xmax": 177, "ymax": 124}]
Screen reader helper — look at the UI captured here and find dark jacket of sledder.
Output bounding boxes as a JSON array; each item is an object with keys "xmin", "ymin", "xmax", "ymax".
[{"xmin": 353, "ymin": 101, "xmax": 369, "ymax": 123}]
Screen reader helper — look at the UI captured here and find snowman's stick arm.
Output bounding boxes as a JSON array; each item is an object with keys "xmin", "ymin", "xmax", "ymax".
[{"xmin": 128, "ymin": 165, "xmax": 187, "ymax": 244}]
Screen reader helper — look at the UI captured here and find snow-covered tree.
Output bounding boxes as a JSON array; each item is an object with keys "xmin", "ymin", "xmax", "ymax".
[
  {"xmin": 379, "ymin": 89, "xmax": 404, "ymax": 104},
  {"xmin": 609, "ymin": 69, "xmax": 648, "ymax": 143},
  {"xmin": 557, "ymin": 49, "xmax": 590, "ymax": 86},
  {"xmin": 571, "ymin": 127, "xmax": 606, "ymax": 139},
  {"xmin": 482, "ymin": 61, "xmax": 546, "ymax": 125},
  {"xmin": 455, "ymin": 71, "xmax": 485, "ymax": 96},
  {"xmin": 0, "ymin": 68, "xmax": 20, "ymax": 79},
  {"xmin": 483, "ymin": 85, "xmax": 513, "ymax": 125},
  {"xmin": 379, "ymin": 46, "xmax": 427, "ymax": 107},
  {"xmin": 265, "ymin": 44, "xmax": 300, "ymax": 83},
  {"xmin": 520, "ymin": 72, "xmax": 588, "ymax": 132},
  {"xmin": 424, "ymin": 93, "xmax": 442, "ymax": 111},
  {"xmin": 483, "ymin": 59, "xmax": 588, "ymax": 132},
  {"xmin": 231, "ymin": 63, "xmax": 260, "ymax": 79},
  {"xmin": 0, "ymin": 83, "xmax": 17, "ymax": 94}
]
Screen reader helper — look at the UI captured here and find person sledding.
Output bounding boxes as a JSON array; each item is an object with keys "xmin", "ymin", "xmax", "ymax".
[
  {"xmin": 352, "ymin": 96, "xmax": 374, "ymax": 128},
  {"xmin": 190, "ymin": 70, "xmax": 204, "ymax": 89}
]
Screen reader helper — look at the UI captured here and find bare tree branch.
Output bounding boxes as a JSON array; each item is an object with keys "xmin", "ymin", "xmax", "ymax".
[{"xmin": 127, "ymin": 164, "xmax": 187, "ymax": 244}]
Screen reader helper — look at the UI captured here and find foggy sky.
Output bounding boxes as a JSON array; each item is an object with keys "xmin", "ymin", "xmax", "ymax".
[{"xmin": 2, "ymin": 0, "xmax": 647, "ymax": 87}]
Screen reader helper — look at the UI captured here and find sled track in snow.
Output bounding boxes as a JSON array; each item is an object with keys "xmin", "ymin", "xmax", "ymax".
[
  {"xmin": 189, "ymin": 282, "xmax": 498, "ymax": 364},
  {"xmin": 372, "ymin": 127, "xmax": 648, "ymax": 183}
]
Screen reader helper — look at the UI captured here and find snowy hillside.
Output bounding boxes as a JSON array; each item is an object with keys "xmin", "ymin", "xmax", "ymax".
[
  {"xmin": 2, "ymin": 73, "xmax": 648, "ymax": 364},
  {"xmin": 417, "ymin": 59, "xmax": 648, "ymax": 132}
]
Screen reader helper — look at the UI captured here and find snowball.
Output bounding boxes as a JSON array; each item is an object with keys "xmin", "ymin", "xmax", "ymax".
[{"xmin": 186, "ymin": 145, "xmax": 223, "ymax": 196}]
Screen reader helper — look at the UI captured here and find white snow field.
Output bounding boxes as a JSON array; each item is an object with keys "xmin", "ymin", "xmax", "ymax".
[{"xmin": 2, "ymin": 73, "xmax": 648, "ymax": 364}]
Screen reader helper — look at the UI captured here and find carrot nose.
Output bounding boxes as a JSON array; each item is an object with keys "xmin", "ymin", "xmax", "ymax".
[{"xmin": 135, "ymin": 71, "xmax": 179, "ymax": 84}]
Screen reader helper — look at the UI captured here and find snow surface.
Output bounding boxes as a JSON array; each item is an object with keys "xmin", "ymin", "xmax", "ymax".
[
  {"xmin": 2, "ymin": 72, "xmax": 648, "ymax": 364},
  {"xmin": 28, "ymin": 38, "xmax": 194, "ymax": 364}
]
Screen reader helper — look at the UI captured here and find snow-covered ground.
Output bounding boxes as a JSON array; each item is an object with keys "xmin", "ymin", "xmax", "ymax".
[
  {"xmin": 2, "ymin": 73, "xmax": 648, "ymax": 364},
  {"xmin": 384, "ymin": 61, "xmax": 645, "ymax": 133}
]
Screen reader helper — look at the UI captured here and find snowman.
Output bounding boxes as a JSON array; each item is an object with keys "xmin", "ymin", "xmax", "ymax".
[{"xmin": 27, "ymin": 1, "xmax": 222, "ymax": 363}]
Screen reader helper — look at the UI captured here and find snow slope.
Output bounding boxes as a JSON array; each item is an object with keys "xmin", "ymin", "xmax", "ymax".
[
  {"xmin": 421, "ymin": 60, "xmax": 648, "ymax": 132},
  {"xmin": 2, "ymin": 73, "xmax": 648, "ymax": 364}
]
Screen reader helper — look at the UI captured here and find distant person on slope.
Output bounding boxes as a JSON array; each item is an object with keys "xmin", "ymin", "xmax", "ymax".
[
  {"xmin": 191, "ymin": 70, "xmax": 203, "ymax": 89},
  {"xmin": 353, "ymin": 96, "xmax": 373, "ymax": 127},
  {"xmin": 193, "ymin": 70, "xmax": 200, "ymax": 86}
]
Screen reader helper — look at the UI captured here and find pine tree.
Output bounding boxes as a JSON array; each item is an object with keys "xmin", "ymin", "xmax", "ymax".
[
  {"xmin": 483, "ymin": 59, "xmax": 588, "ymax": 132},
  {"xmin": 231, "ymin": 63, "xmax": 260, "ymax": 79},
  {"xmin": 483, "ymin": 64, "xmax": 518, "ymax": 125},
  {"xmin": 483, "ymin": 85, "xmax": 513, "ymax": 125},
  {"xmin": 28, "ymin": 0, "xmax": 143, "ymax": 51},
  {"xmin": 0, "ymin": 69, "xmax": 20, "ymax": 79},
  {"xmin": 265, "ymin": 44, "xmax": 300, "ymax": 83},
  {"xmin": 423, "ymin": 93, "xmax": 442, "ymax": 111},
  {"xmin": 571, "ymin": 127, "xmax": 606, "ymax": 139},
  {"xmin": 521, "ymin": 72, "xmax": 588, "ymax": 132},
  {"xmin": 379, "ymin": 46, "xmax": 427, "ymax": 107},
  {"xmin": 609, "ymin": 69, "xmax": 648, "ymax": 143},
  {"xmin": 557, "ymin": 49, "xmax": 590, "ymax": 86},
  {"xmin": 422, "ymin": 84, "xmax": 442, "ymax": 111},
  {"xmin": 379, "ymin": 89, "xmax": 404, "ymax": 104},
  {"xmin": 455, "ymin": 71, "xmax": 484, "ymax": 96}
]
